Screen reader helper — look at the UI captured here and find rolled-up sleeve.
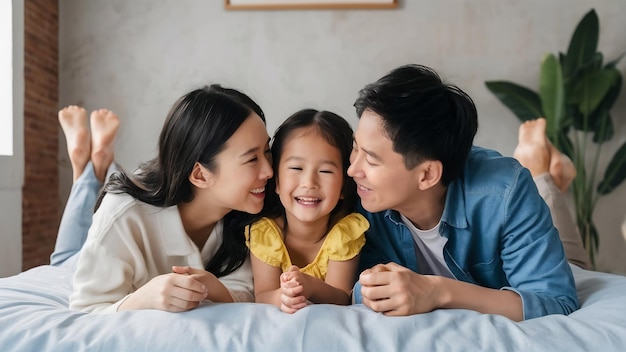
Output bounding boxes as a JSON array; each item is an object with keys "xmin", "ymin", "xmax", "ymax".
[{"xmin": 500, "ymin": 168, "xmax": 579, "ymax": 319}]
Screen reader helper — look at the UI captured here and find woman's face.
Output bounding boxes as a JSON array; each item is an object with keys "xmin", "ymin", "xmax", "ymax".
[{"xmin": 208, "ymin": 113, "xmax": 273, "ymax": 215}]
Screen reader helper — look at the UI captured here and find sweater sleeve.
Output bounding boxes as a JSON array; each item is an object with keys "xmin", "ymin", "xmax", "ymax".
[{"xmin": 69, "ymin": 196, "xmax": 138, "ymax": 314}]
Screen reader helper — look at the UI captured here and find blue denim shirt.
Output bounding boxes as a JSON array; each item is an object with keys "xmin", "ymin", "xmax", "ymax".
[{"xmin": 354, "ymin": 146, "xmax": 578, "ymax": 320}]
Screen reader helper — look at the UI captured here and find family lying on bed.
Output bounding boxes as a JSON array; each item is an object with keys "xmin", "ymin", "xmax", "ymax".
[{"xmin": 50, "ymin": 64, "xmax": 589, "ymax": 321}]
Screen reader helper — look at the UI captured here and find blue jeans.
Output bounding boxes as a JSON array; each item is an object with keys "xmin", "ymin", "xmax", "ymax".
[{"xmin": 50, "ymin": 162, "xmax": 118, "ymax": 268}]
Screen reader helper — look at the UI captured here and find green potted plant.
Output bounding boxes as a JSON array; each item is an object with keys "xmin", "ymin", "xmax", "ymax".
[{"xmin": 485, "ymin": 9, "xmax": 626, "ymax": 266}]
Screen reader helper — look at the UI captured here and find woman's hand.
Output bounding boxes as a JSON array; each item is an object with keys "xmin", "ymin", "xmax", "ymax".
[
  {"xmin": 172, "ymin": 266, "xmax": 234, "ymax": 303},
  {"xmin": 118, "ymin": 271, "xmax": 207, "ymax": 312}
]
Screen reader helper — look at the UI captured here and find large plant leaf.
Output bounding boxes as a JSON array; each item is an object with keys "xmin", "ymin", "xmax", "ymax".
[
  {"xmin": 589, "ymin": 71, "xmax": 621, "ymax": 143},
  {"xmin": 559, "ymin": 52, "xmax": 567, "ymax": 67},
  {"xmin": 484, "ymin": 81, "xmax": 543, "ymax": 121},
  {"xmin": 591, "ymin": 110, "xmax": 614, "ymax": 143},
  {"xmin": 562, "ymin": 105, "xmax": 577, "ymax": 129},
  {"xmin": 555, "ymin": 131, "xmax": 575, "ymax": 159},
  {"xmin": 539, "ymin": 54, "xmax": 565, "ymax": 141},
  {"xmin": 568, "ymin": 53, "xmax": 604, "ymax": 102},
  {"xmin": 593, "ymin": 69, "xmax": 623, "ymax": 125},
  {"xmin": 569, "ymin": 67, "xmax": 621, "ymax": 138},
  {"xmin": 589, "ymin": 52, "xmax": 604, "ymax": 70},
  {"xmin": 571, "ymin": 68, "xmax": 618, "ymax": 117},
  {"xmin": 579, "ymin": 221, "xmax": 599, "ymax": 266},
  {"xmin": 597, "ymin": 141, "xmax": 626, "ymax": 195},
  {"xmin": 564, "ymin": 9, "xmax": 599, "ymax": 77},
  {"xmin": 606, "ymin": 52, "xmax": 625, "ymax": 69}
]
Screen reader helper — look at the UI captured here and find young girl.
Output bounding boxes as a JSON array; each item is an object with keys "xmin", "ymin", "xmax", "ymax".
[
  {"xmin": 66, "ymin": 84, "xmax": 273, "ymax": 313},
  {"xmin": 245, "ymin": 109, "xmax": 369, "ymax": 314}
]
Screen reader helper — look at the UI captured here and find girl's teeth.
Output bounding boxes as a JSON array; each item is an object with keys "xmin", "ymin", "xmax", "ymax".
[{"xmin": 297, "ymin": 197, "xmax": 319, "ymax": 204}]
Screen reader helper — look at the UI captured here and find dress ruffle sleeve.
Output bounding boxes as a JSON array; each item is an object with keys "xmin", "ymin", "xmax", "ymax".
[
  {"xmin": 325, "ymin": 213, "xmax": 369, "ymax": 261},
  {"xmin": 245, "ymin": 217, "xmax": 288, "ymax": 269}
]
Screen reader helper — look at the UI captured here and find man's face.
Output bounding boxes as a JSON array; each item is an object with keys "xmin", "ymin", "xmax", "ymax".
[{"xmin": 347, "ymin": 110, "xmax": 422, "ymax": 213}]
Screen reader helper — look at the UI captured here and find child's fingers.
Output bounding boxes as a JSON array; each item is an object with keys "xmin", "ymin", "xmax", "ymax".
[{"xmin": 281, "ymin": 293, "xmax": 306, "ymax": 309}]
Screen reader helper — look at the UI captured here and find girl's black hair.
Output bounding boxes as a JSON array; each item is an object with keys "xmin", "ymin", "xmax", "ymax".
[{"xmin": 97, "ymin": 84, "xmax": 265, "ymax": 277}]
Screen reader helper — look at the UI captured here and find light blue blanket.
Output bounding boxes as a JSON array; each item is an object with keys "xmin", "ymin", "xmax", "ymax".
[{"xmin": 0, "ymin": 264, "xmax": 624, "ymax": 351}]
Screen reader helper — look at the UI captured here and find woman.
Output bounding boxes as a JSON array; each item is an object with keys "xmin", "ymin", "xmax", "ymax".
[{"xmin": 53, "ymin": 85, "xmax": 273, "ymax": 313}]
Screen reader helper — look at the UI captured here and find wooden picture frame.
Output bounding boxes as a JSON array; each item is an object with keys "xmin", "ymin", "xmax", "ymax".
[{"xmin": 225, "ymin": 0, "xmax": 398, "ymax": 10}]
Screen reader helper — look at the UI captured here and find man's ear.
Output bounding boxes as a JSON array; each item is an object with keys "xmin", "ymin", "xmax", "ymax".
[
  {"xmin": 189, "ymin": 162, "xmax": 214, "ymax": 188},
  {"xmin": 417, "ymin": 160, "xmax": 443, "ymax": 190}
]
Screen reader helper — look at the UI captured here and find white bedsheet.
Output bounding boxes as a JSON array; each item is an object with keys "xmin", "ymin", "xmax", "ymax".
[{"xmin": 0, "ymin": 264, "xmax": 624, "ymax": 351}]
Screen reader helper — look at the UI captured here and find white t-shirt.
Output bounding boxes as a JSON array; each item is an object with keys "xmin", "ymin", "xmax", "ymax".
[{"xmin": 400, "ymin": 214, "xmax": 454, "ymax": 278}]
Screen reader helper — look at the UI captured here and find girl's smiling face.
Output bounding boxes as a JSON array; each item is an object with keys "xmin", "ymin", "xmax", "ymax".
[{"xmin": 275, "ymin": 126, "xmax": 344, "ymax": 226}]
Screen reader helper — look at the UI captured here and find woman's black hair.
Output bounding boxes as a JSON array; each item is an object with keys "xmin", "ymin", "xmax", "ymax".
[
  {"xmin": 258, "ymin": 109, "xmax": 357, "ymax": 233},
  {"xmin": 97, "ymin": 84, "xmax": 265, "ymax": 277}
]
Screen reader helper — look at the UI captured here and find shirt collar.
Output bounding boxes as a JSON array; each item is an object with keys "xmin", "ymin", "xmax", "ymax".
[
  {"xmin": 383, "ymin": 178, "xmax": 468, "ymax": 230},
  {"xmin": 441, "ymin": 178, "xmax": 468, "ymax": 229},
  {"xmin": 156, "ymin": 205, "xmax": 199, "ymax": 257}
]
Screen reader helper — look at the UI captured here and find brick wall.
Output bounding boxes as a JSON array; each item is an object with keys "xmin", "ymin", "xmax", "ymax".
[{"xmin": 22, "ymin": 0, "xmax": 59, "ymax": 271}]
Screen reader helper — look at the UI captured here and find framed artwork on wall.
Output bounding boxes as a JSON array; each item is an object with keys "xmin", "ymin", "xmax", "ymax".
[{"xmin": 225, "ymin": 0, "xmax": 398, "ymax": 10}]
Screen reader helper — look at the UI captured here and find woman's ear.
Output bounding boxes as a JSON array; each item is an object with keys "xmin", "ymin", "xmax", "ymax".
[
  {"xmin": 189, "ymin": 162, "xmax": 214, "ymax": 188},
  {"xmin": 417, "ymin": 160, "xmax": 443, "ymax": 190}
]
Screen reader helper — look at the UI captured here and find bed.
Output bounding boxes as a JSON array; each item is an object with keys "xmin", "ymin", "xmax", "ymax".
[{"xmin": 1, "ymin": 263, "xmax": 625, "ymax": 351}]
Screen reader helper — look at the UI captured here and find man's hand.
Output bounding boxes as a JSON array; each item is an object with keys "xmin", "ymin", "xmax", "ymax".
[
  {"xmin": 359, "ymin": 262, "xmax": 524, "ymax": 320},
  {"xmin": 358, "ymin": 262, "xmax": 441, "ymax": 316}
]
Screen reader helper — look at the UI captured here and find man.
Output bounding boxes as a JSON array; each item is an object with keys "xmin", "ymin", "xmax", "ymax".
[{"xmin": 349, "ymin": 64, "xmax": 577, "ymax": 321}]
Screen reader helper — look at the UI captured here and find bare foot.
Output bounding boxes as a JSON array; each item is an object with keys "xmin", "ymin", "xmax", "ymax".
[
  {"xmin": 513, "ymin": 118, "xmax": 550, "ymax": 178},
  {"xmin": 59, "ymin": 106, "xmax": 90, "ymax": 182},
  {"xmin": 90, "ymin": 109, "xmax": 120, "ymax": 183},
  {"xmin": 549, "ymin": 144, "xmax": 577, "ymax": 192}
]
